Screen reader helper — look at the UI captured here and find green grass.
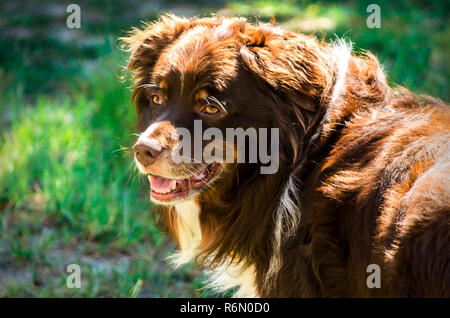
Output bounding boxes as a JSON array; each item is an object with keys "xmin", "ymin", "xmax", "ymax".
[
  {"xmin": 0, "ymin": 0, "xmax": 448, "ymax": 297},
  {"xmin": 0, "ymin": 56, "xmax": 152, "ymax": 245}
]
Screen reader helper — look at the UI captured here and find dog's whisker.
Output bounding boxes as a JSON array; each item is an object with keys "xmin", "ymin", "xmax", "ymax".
[
  {"xmin": 171, "ymin": 155, "xmax": 213, "ymax": 175},
  {"xmin": 113, "ymin": 145, "xmax": 132, "ymax": 155},
  {"xmin": 126, "ymin": 161, "xmax": 142, "ymax": 189},
  {"xmin": 204, "ymin": 96, "xmax": 228, "ymax": 114}
]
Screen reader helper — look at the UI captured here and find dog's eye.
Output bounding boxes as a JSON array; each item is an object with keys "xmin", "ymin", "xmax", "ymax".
[
  {"xmin": 202, "ymin": 105, "xmax": 219, "ymax": 115},
  {"xmin": 151, "ymin": 95, "xmax": 163, "ymax": 105}
]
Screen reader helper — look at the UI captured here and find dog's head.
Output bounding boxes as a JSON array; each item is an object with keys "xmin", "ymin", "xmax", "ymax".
[{"xmin": 122, "ymin": 14, "xmax": 336, "ymax": 206}]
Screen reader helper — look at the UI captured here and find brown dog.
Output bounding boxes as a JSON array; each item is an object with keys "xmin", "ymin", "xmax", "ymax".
[{"xmin": 122, "ymin": 14, "xmax": 449, "ymax": 297}]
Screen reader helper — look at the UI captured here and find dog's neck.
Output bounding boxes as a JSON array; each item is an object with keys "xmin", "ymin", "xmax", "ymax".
[
  {"xmin": 168, "ymin": 197, "xmax": 263, "ymax": 297},
  {"xmin": 317, "ymin": 43, "xmax": 390, "ymax": 147}
]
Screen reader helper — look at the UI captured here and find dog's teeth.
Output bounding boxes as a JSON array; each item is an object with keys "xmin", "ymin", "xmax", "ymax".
[{"xmin": 171, "ymin": 181, "xmax": 177, "ymax": 190}]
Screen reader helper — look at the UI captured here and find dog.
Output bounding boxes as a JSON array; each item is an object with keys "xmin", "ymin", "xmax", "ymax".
[{"xmin": 122, "ymin": 14, "xmax": 449, "ymax": 297}]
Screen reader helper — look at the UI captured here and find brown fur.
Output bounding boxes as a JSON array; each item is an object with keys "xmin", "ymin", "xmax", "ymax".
[{"xmin": 122, "ymin": 14, "xmax": 450, "ymax": 297}]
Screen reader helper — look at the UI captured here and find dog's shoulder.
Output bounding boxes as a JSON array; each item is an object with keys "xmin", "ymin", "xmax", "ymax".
[{"xmin": 308, "ymin": 92, "xmax": 450, "ymax": 296}]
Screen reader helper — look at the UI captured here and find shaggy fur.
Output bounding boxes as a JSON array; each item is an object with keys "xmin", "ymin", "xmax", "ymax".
[{"xmin": 122, "ymin": 14, "xmax": 450, "ymax": 297}]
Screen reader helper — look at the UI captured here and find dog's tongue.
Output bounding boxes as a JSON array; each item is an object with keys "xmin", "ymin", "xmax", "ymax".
[{"xmin": 149, "ymin": 175, "xmax": 175, "ymax": 193}]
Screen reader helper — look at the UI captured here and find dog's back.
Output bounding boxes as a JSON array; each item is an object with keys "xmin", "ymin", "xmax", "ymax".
[{"xmin": 283, "ymin": 91, "xmax": 450, "ymax": 297}]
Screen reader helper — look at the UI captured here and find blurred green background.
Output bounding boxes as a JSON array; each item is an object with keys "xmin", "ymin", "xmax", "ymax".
[{"xmin": 0, "ymin": 0, "xmax": 448, "ymax": 297}]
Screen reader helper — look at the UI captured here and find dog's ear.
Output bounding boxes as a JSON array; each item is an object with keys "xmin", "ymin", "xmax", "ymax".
[{"xmin": 239, "ymin": 26, "xmax": 333, "ymax": 112}]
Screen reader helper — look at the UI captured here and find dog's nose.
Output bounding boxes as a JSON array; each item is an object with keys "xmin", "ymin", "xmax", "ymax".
[{"xmin": 133, "ymin": 141, "xmax": 162, "ymax": 166}]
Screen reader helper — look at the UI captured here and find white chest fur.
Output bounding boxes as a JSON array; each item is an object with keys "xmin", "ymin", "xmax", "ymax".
[
  {"xmin": 172, "ymin": 200, "xmax": 202, "ymax": 266},
  {"xmin": 171, "ymin": 200, "xmax": 258, "ymax": 297}
]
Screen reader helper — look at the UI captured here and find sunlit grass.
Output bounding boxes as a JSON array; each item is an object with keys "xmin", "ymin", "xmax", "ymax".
[{"xmin": 0, "ymin": 56, "xmax": 156, "ymax": 246}]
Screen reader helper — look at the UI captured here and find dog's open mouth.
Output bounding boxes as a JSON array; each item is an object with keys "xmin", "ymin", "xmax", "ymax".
[{"xmin": 148, "ymin": 163, "xmax": 222, "ymax": 202}]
